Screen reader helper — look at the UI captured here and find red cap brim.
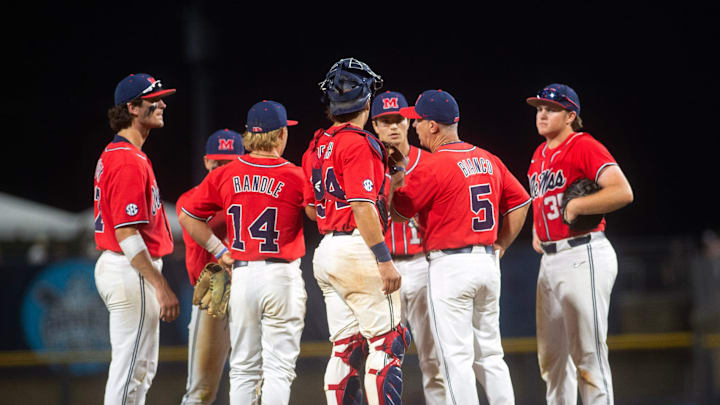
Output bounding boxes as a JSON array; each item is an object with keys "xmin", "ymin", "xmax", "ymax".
[
  {"xmin": 526, "ymin": 97, "xmax": 567, "ymax": 110},
  {"xmin": 399, "ymin": 106, "xmax": 422, "ymax": 119},
  {"xmin": 205, "ymin": 154, "xmax": 241, "ymax": 161},
  {"xmin": 286, "ymin": 120, "xmax": 298, "ymax": 126},
  {"xmin": 142, "ymin": 89, "xmax": 177, "ymax": 100}
]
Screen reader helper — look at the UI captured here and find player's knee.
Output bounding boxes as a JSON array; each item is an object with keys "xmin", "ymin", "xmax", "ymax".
[{"xmin": 369, "ymin": 324, "xmax": 411, "ymax": 363}]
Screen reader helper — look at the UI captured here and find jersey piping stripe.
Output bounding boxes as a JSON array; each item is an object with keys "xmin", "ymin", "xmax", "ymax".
[
  {"xmin": 402, "ymin": 222, "xmax": 408, "ymax": 254},
  {"xmin": 122, "ymin": 274, "xmax": 146, "ymax": 405},
  {"xmin": 182, "ymin": 309, "xmax": 202, "ymax": 404},
  {"xmin": 114, "ymin": 220, "xmax": 150, "ymax": 229},
  {"xmin": 587, "ymin": 244, "xmax": 611, "ymax": 404},
  {"xmin": 406, "ymin": 149, "xmax": 422, "ymax": 174},
  {"xmin": 427, "ymin": 266, "xmax": 458, "ymax": 405},
  {"xmin": 550, "ymin": 150, "xmax": 561, "ymax": 163},
  {"xmin": 436, "ymin": 146, "xmax": 476, "ymax": 153},
  {"xmin": 502, "ymin": 198, "xmax": 532, "ymax": 216},
  {"xmin": 390, "ymin": 222, "xmax": 397, "ymax": 255},
  {"xmin": 105, "ymin": 146, "xmax": 132, "ymax": 153},
  {"xmin": 594, "ymin": 163, "xmax": 618, "ymax": 183},
  {"xmin": 237, "ymin": 158, "xmax": 291, "ymax": 168},
  {"xmin": 346, "ymin": 198, "xmax": 375, "ymax": 204},
  {"xmin": 181, "ymin": 207, "xmax": 211, "ymax": 222}
]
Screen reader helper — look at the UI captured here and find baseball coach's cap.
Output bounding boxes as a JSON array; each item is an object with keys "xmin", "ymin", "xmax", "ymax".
[
  {"xmin": 400, "ymin": 89, "xmax": 460, "ymax": 124},
  {"xmin": 246, "ymin": 100, "xmax": 298, "ymax": 133},
  {"xmin": 205, "ymin": 129, "xmax": 244, "ymax": 160},
  {"xmin": 526, "ymin": 83, "xmax": 580, "ymax": 114},
  {"xmin": 114, "ymin": 73, "xmax": 176, "ymax": 106},
  {"xmin": 371, "ymin": 91, "xmax": 409, "ymax": 119}
]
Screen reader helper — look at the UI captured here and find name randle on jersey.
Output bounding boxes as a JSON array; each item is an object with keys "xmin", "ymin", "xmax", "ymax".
[{"xmin": 233, "ymin": 175, "xmax": 285, "ymax": 198}]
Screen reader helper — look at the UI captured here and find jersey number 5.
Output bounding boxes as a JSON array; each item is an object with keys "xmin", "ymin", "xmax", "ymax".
[
  {"xmin": 227, "ymin": 205, "xmax": 280, "ymax": 253},
  {"xmin": 470, "ymin": 184, "xmax": 495, "ymax": 232}
]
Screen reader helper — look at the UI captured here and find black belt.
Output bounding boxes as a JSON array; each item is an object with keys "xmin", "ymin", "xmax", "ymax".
[
  {"xmin": 392, "ymin": 253, "xmax": 417, "ymax": 260},
  {"xmin": 233, "ymin": 258, "xmax": 290, "ymax": 269},
  {"xmin": 541, "ymin": 235, "xmax": 592, "ymax": 254},
  {"xmin": 331, "ymin": 230, "xmax": 354, "ymax": 236},
  {"xmin": 441, "ymin": 245, "xmax": 494, "ymax": 255}
]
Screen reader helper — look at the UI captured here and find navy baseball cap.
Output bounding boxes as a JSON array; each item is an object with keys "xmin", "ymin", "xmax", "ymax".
[
  {"xmin": 246, "ymin": 100, "xmax": 298, "ymax": 133},
  {"xmin": 526, "ymin": 83, "xmax": 581, "ymax": 114},
  {"xmin": 205, "ymin": 129, "xmax": 244, "ymax": 160},
  {"xmin": 114, "ymin": 73, "xmax": 176, "ymax": 106},
  {"xmin": 400, "ymin": 89, "xmax": 460, "ymax": 124},
  {"xmin": 371, "ymin": 91, "xmax": 409, "ymax": 119}
]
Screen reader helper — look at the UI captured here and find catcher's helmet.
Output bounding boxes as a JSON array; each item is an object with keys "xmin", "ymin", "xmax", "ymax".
[{"xmin": 319, "ymin": 57, "xmax": 383, "ymax": 116}]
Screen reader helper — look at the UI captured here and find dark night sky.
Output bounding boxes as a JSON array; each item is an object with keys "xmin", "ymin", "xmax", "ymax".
[{"xmin": 3, "ymin": 3, "xmax": 716, "ymax": 237}]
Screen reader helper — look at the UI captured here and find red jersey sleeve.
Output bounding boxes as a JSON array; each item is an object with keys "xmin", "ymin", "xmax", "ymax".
[
  {"xmin": 181, "ymin": 170, "xmax": 224, "ymax": 220},
  {"xmin": 574, "ymin": 135, "xmax": 618, "ymax": 182},
  {"xmin": 494, "ymin": 156, "xmax": 531, "ymax": 215},
  {"xmin": 108, "ymin": 163, "xmax": 150, "ymax": 228}
]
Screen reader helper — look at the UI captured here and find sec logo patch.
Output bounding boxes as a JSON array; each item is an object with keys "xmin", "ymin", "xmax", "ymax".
[
  {"xmin": 126, "ymin": 203, "xmax": 139, "ymax": 216},
  {"xmin": 363, "ymin": 179, "xmax": 373, "ymax": 192}
]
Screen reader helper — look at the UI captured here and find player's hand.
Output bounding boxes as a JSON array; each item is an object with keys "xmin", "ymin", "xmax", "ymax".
[
  {"xmin": 532, "ymin": 229, "xmax": 544, "ymax": 254},
  {"xmin": 377, "ymin": 260, "xmax": 402, "ymax": 294},
  {"xmin": 492, "ymin": 243, "xmax": 505, "ymax": 259},
  {"xmin": 219, "ymin": 251, "xmax": 234, "ymax": 271},
  {"xmin": 156, "ymin": 284, "xmax": 180, "ymax": 322},
  {"xmin": 563, "ymin": 199, "xmax": 578, "ymax": 224}
]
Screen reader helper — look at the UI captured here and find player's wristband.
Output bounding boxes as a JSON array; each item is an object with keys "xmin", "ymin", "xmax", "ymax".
[
  {"xmin": 119, "ymin": 233, "xmax": 149, "ymax": 261},
  {"xmin": 370, "ymin": 242, "xmax": 392, "ymax": 263},
  {"xmin": 203, "ymin": 234, "xmax": 227, "ymax": 259},
  {"xmin": 214, "ymin": 247, "xmax": 228, "ymax": 259}
]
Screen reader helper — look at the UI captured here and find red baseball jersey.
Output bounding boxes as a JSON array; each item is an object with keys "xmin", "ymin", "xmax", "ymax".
[
  {"xmin": 93, "ymin": 135, "xmax": 174, "ymax": 257},
  {"xmin": 393, "ymin": 141, "xmax": 531, "ymax": 251},
  {"xmin": 384, "ymin": 146, "xmax": 426, "ymax": 256},
  {"xmin": 176, "ymin": 187, "xmax": 227, "ymax": 285},
  {"xmin": 528, "ymin": 132, "xmax": 617, "ymax": 242},
  {"xmin": 306, "ymin": 124, "xmax": 388, "ymax": 234},
  {"xmin": 181, "ymin": 155, "xmax": 306, "ymax": 262}
]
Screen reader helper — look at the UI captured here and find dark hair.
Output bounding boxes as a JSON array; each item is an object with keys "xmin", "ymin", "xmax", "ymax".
[
  {"xmin": 325, "ymin": 105, "xmax": 364, "ymax": 124},
  {"xmin": 108, "ymin": 99, "xmax": 143, "ymax": 132}
]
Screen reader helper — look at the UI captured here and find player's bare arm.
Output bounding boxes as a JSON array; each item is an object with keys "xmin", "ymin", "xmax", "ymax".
[
  {"xmin": 494, "ymin": 203, "xmax": 530, "ymax": 259},
  {"xmin": 179, "ymin": 212, "xmax": 235, "ymax": 271},
  {"xmin": 564, "ymin": 165, "xmax": 634, "ymax": 222},
  {"xmin": 115, "ymin": 226, "xmax": 179, "ymax": 322},
  {"xmin": 350, "ymin": 201, "xmax": 402, "ymax": 294}
]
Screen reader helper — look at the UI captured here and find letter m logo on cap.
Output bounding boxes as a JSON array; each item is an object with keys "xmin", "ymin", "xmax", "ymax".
[
  {"xmin": 383, "ymin": 97, "xmax": 398, "ymax": 110},
  {"xmin": 218, "ymin": 139, "xmax": 234, "ymax": 151}
]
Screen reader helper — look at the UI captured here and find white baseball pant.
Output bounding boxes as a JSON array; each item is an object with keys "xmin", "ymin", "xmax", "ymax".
[
  {"xmin": 394, "ymin": 253, "xmax": 446, "ymax": 405},
  {"xmin": 427, "ymin": 246, "xmax": 515, "ymax": 405},
  {"xmin": 313, "ymin": 230, "xmax": 403, "ymax": 405},
  {"xmin": 94, "ymin": 250, "xmax": 162, "ymax": 405},
  {"xmin": 227, "ymin": 259, "xmax": 306, "ymax": 405},
  {"xmin": 537, "ymin": 232, "xmax": 617, "ymax": 405},
  {"xmin": 181, "ymin": 305, "xmax": 231, "ymax": 405}
]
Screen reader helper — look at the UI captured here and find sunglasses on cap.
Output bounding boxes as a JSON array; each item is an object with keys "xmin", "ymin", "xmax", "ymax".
[{"xmin": 536, "ymin": 88, "xmax": 579, "ymax": 110}]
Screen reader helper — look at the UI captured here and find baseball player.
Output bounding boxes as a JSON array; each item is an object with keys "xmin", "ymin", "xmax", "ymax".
[
  {"xmin": 93, "ymin": 73, "xmax": 180, "ymax": 405},
  {"xmin": 526, "ymin": 84, "xmax": 633, "ymax": 405},
  {"xmin": 370, "ymin": 90, "xmax": 446, "ymax": 405},
  {"xmin": 307, "ymin": 57, "xmax": 408, "ymax": 405},
  {"xmin": 176, "ymin": 129, "xmax": 244, "ymax": 405},
  {"xmin": 179, "ymin": 100, "xmax": 307, "ymax": 405},
  {"xmin": 391, "ymin": 89, "xmax": 531, "ymax": 405}
]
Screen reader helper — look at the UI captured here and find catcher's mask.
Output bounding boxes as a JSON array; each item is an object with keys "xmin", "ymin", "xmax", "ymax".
[{"xmin": 319, "ymin": 57, "xmax": 383, "ymax": 116}]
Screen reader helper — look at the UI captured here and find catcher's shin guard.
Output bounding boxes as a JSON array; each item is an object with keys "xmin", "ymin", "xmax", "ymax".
[
  {"xmin": 365, "ymin": 325, "xmax": 411, "ymax": 405},
  {"xmin": 325, "ymin": 333, "xmax": 368, "ymax": 405}
]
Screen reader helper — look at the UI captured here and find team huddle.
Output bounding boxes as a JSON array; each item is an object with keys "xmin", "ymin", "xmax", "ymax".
[{"xmin": 93, "ymin": 58, "xmax": 634, "ymax": 405}]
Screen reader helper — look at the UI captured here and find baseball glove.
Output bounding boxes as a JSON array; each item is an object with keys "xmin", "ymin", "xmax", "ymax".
[
  {"xmin": 561, "ymin": 178, "xmax": 604, "ymax": 231},
  {"xmin": 193, "ymin": 262, "xmax": 231, "ymax": 319}
]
